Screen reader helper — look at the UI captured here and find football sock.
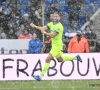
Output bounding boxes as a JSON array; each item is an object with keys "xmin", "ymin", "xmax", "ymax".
[{"xmin": 41, "ymin": 63, "xmax": 50, "ymax": 76}]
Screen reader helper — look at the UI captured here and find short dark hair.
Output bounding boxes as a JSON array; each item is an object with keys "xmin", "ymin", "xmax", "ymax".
[
  {"xmin": 85, "ymin": 25, "xmax": 90, "ymax": 30},
  {"xmin": 53, "ymin": 11, "xmax": 61, "ymax": 16}
]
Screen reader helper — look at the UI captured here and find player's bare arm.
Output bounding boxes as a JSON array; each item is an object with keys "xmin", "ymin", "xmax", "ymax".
[
  {"xmin": 30, "ymin": 23, "xmax": 48, "ymax": 32},
  {"xmin": 43, "ymin": 32, "xmax": 57, "ymax": 38}
]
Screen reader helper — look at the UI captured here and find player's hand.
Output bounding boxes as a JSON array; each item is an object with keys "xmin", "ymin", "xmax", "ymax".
[
  {"xmin": 30, "ymin": 23, "xmax": 35, "ymax": 27},
  {"xmin": 40, "ymin": 27, "xmax": 47, "ymax": 34}
]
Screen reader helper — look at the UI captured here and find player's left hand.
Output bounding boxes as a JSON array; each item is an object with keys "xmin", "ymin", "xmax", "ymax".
[
  {"xmin": 30, "ymin": 23, "xmax": 35, "ymax": 28},
  {"xmin": 39, "ymin": 27, "xmax": 46, "ymax": 34}
]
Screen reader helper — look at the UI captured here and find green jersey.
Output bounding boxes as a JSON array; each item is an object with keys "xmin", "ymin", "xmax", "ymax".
[{"xmin": 47, "ymin": 22, "xmax": 64, "ymax": 49}]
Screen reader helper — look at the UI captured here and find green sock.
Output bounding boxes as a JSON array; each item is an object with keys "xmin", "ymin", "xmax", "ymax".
[
  {"xmin": 41, "ymin": 63, "xmax": 50, "ymax": 75},
  {"xmin": 63, "ymin": 56, "xmax": 75, "ymax": 62}
]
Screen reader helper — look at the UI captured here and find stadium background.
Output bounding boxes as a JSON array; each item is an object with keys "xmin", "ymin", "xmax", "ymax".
[
  {"xmin": 0, "ymin": 0, "xmax": 100, "ymax": 90},
  {"xmin": 0, "ymin": 0, "xmax": 100, "ymax": 52}
]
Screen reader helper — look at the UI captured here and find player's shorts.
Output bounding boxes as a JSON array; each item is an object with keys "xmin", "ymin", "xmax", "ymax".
[{"xmin": 49, "ymin": 48, "xmax": 63, "ymax": 58}]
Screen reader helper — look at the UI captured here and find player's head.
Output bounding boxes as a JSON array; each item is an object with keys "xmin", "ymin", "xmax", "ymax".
[{"xmin": 53, "ymin": 12, "xmax": 61, "ymax": 22}]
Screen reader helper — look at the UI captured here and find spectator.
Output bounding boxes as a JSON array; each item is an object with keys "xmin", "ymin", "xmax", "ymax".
[
  {"xmin": 49, "ymin": 13, "xmax": 54, "ymax": 22},
  {"xmin": 84, "ymin": 25, "xmax": 97, "ymax": 39},
  {"xmin": 64, "ymin": 22, "xmax": 79, "ymax": 38},
  {"xmin": 96, "ymin": 41, "xmax": 100, "ymax": 52},
  {"xmin": 9, "ymin": 3, "xmax": 19, "ymax": 14},
  {"xmin": 68, "ymin": 22, "xmax": 78, "ymax": 33},
  {"xmin": 68, "ymin": 30, "xmax": 89, "ymax": 53},
  {"xmin": 84, "ymin": 25, "xmax": 97, "ymax": 52},
  {"xmin": 7, "ymin": 21, "xmax": 13, "ymax": 29},
  {"xmin": 34, "ymin": 6, "xmax": 42, "ymax": 26},
  {"xmin": 43, "ymin": 35, "xmax": 51, "ymax": 53},
  {"xmin": 30, "ymin": 7, "xmax": 42, "ymax": 40},
  {"xmin": 20, "ymin": 13, "xmax": 31, "ymax": 29},
  {"xmin": 29, "ymin": 6, "xmax": 37, "ymax": 23},
  {"xmin": 46, "ymin": 3, "xmax": 60, "ymax": 21},
  {"xmin": 35, "ymin": 7, "xmax": 42, "ymax": 20},
  {"xmin": 6, "ymin": 27, "xmax": 17, "ymax": 39},
  {"xmin": 0, "ymin": 2, "xmax": 10, "ymax": 15},
  {"xmin": 15, "ymin": 23, "xmax": 25, "ymax": 38},
  {"xmin": 0, "ymin": 12, "xmax": 8, "ymax": 33},
  {"xmin": 6, "ymin": 0, "xmax": 17, "ymax": 4},
  {"xmin": 31, "ymin": 0, "xmax": 41, "ymax": 6},
  {"xmin": 0, "ymin": 25, "xmax": 6, "ymax": 39},
  {"xmin": 68, "ymin": 0, "xmax": 81, "ymax": 25},
  {"xmin": 9, "ymin": 11, "xmax": 19, "ymax": 32},
  {"xmin": 28, "ymin": 32, "xmax": 42, "ymax": 53},
  {"xmin": 18, "ymin": 29, "xmax": 32, "ymax": 39}
]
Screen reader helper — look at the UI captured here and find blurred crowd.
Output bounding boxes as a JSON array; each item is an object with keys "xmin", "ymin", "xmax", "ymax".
[
  {"xmin": 0, "ymin": 0, "xmax": 100, "ymax": 53},
  {"xmin": 0, "ymin": 0, "xmax": 42, "ymax": 39}
]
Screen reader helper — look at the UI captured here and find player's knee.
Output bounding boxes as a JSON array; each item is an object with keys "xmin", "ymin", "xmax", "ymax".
[
  {"xmin": 58, "ymin": 60, "xmax": 62, "ymax": 62},
  {"xmin": 45, "ymin": 59, "xmax": 51, "ymax": 63},
  {"xmin": 57, "ymin": 59, "xmax": 62, "ymax": 62}
]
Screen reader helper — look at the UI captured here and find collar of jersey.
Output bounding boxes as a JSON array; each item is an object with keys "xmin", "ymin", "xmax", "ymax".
[{"xmin": 53, "ymin": 21, "xmax": 60, "ymax": 25}]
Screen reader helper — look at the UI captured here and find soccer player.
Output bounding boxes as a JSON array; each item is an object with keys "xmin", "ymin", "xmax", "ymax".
[{"xmin": 30, "ymin": 12, "xmax": 82, "ymax": 81}]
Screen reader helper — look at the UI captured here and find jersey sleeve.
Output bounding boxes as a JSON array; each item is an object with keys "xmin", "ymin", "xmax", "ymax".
[
  {"xmin": 54, "ymin": 23, "xmax": 63, "ymax": 34},
  {"xmin": 53, "ymin": 28, "xmax": 59, "ymax": 34},
  {"xmin": 47, "ymin": 22, "xmax": 52, "ymax": 30},
  {"xmin": 47, "ymin": 22, "xmax": 63, "ymax": 34}
]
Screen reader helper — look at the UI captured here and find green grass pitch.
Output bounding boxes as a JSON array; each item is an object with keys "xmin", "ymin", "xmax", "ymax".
[{"xmin": 0, "ymin": 80, "xmax": 100, "ymax": 90}]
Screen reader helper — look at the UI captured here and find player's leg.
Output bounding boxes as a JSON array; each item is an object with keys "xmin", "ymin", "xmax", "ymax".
[
  {"xmin": 57, "ymin": 55, "xmax": 75, "ymax": 62},
  {"xmin": 41, "ymin": 53, "xmax": 53, "ymax": 76},
  {"xmin": 32, "ymin": 53, "xmax": 53, "ymax": 81},
  {"xmin": 57, "ymin": 52, "xmax": 82, "ymax": 62}
]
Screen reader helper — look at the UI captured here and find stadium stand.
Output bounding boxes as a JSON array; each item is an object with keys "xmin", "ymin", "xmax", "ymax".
[
  {"xmin": 84, "ymin": 0, "xmax": 94, "ymax": 4},
  {"xmin": 45, "ymin": 0, "xmax": 57, "ymax": 4},
  {"xmin": 58, "ymin": 0, "xmax": 67, "ymax": 5},
  {"xmin": 0, "ymin": 0, "xmax": 100, "ymax": 52}
]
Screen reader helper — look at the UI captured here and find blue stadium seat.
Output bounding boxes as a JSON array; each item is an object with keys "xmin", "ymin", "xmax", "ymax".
[
  {"xmin": 45, "ymin": 0, "xmax": 57, "ymax": 4},
  {"xmin": 59, "ymin": 6, "xmax": 68, "ymax": 13},
  {"xmin": 94, "ymin": 4, "xmax": 100, "ymax": 12},
  {"xmin": 20, "ymin": 6, "xmax": 29, "ymax": 15},
  {"xmin": 0, "ymin": 0, "xmax": 2, "ymax": 5},
  {"xmin": 58, "ymin": 0, "xmax": 67, "ymax": 5},
  {"xmin": 84, "ymin": 0, "xmax": 94, "ymax": 4},
  {"xmin": 63, "ymin": 17, "xmax": 68, "ymax": 25},
  {"xmin": 44, "ymin": 5, "xmax": 50, "ymax": 13},
  {"xmin": 80, "ymin": 4, "xmax": 94, "ymax": 16},
  {"xmin": 80, "ymin": 7, "xmax": 86, "ymax": 16},
  {"xmin": 63, "ymin": 17, "xmax": 69, "ymax": 33},
  {"xmin": 64, "ymin": 25, "xmax": 69, "ymax": 33},
  {"xmin": 16, "ymin": 0, "xmax": 20, "ymax": 3},
  {"xmin": 94, "ymin": 0, "xmax": 100, "ymax": 4},
  {"xmin": 20, "ymin": 0, "xmax": 30, "ymax": 5},
  {"xmin": 85, "ymin": 4, "xmax": 94, "ymax": 14},
  {"xmin": 78, "ymin": 16, "xmax": 86, "ymax": 28}
]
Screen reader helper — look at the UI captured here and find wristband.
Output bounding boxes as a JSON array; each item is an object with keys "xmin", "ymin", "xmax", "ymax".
[
  {"xmin": 43, "ymin": 31, "xmax": 47, "ymax": 34},
  {"xmin": 34, "ymin": 25, "xmax": 38, "ymax": 29}
]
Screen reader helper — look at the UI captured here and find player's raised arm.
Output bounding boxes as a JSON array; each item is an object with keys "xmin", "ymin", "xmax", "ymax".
[{"xmin": 30, "ymin": 23, "xmax": 48, "ymax": 32}]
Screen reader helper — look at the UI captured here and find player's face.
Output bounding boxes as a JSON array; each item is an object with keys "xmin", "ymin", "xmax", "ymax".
[{"xmin": 53, "ymin": 14, "xmax": 60, "ymax": 22}]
